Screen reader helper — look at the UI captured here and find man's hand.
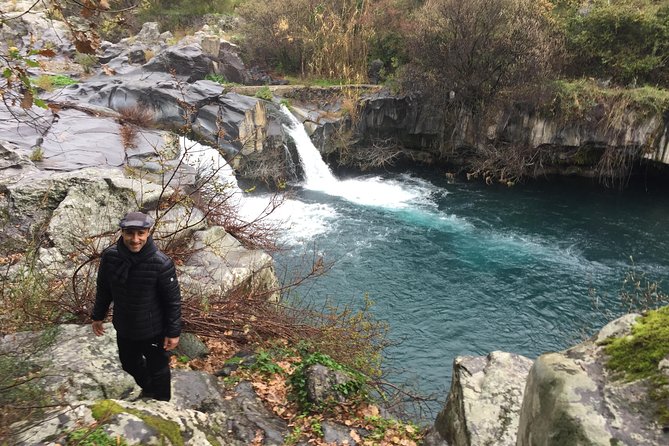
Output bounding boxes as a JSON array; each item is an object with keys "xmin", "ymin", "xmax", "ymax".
[
  {"xmin": 92, "ymin": 320, "xmax": 105, "ymax": 336},
  {"xmin": 163, "ymin": 336, "xmax": 179, "ymax": 351}
]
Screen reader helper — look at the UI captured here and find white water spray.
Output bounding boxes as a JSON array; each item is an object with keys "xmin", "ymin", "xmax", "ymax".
[
  {"xmin": 178, "ymin": 136, "xmax": 336, "ymax": 244},
  {"xmin": 280, "ymin": 105, "xmax": 438, "ymax": 209},
  {"xmin": 179, "ymin": 136, "xmax": 240, "ymax": 192}
]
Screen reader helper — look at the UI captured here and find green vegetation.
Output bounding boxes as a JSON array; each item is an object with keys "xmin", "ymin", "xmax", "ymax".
[
  {"xmin": 603, "ymin": 304, "xmax": 669, "ymax": 424},
  {"xmin": 249, "ymin": 350, "xmax": 285, "ymax": 376},
  {"xmin": 92, "ymin": 399, "xmax": 184, "ymax": 446},
  {"xmin": 73, "ymin": 52, "xmax": 98, "ymax": 74},
  {"xmin": 32, "ymin": 74, "xmax": 77, "ymax": 91},
  {"xmin": 364, "ymin": 415, "xmax": 421, "ymax": 444},
  {"xmin": 288, "ymin": 351, "xmax": 368, "ymax": 413},
  {"xmin": 545, "ymin": 79, "xmax": 669, "ymax": 121},
  {"xmin": 205, "ymin": 73, "xmax": 228, "ymax": 84},
  {"xmin": 29, "ymin": 146, "xmax": 44, "ymax": 162},
  {"xmin": 556, "ymin": 0, "xmax": 669, "ymax": 86},
  {"xmin": 67, "ymin": 426, "xmax": 128, "ymax": 446},
  {"xmin": 605, "ymin": 307, "xmax": 669, "ymax": 381},
  {"xmin": 254, "ymin": 85, "xmax": 273, "ymax": 101}
]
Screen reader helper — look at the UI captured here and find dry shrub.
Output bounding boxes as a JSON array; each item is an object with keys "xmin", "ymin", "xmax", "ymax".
[
  {"xmin": 118, "ymin": 104, "xmax": 155, "ymax": 127},
  {"xmin": 405, "ymin": 0, "xmax": 561, "ymax": 107},
  {"xmin": 238, "ymin": 0, "xmax": 373, "ymax": 81},
  {"xmin": 117, "ymin": 105, "xmax": 155, "ymax": 149}
]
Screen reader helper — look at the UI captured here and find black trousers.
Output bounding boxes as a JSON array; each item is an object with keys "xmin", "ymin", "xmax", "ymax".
[{"xmin": 116, "ymin": 334, "xmax": 171, "ymax": 401}]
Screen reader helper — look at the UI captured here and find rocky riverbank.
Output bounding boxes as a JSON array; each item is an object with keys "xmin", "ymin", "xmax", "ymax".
[{"xmin": 2, "ymin": 4, "xmax": 669, "ymax": 445}]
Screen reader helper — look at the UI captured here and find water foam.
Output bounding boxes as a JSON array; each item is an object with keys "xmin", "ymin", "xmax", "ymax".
[
  {"xmin": 281, "ymin": 105, "xmax": 438, "ymax": 210},
  {"xmin": 178, "ymin": 136, "xmax": 337, "ymax": 245}
]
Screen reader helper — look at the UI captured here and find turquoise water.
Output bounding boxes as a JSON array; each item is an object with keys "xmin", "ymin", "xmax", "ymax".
[
  {"xmin": 234, "ymin": 113, "xmax": 669, "ymax": 419},
  {"xmin": 266, "ymin": 172, "xmax": 669, "ymax": 417}
]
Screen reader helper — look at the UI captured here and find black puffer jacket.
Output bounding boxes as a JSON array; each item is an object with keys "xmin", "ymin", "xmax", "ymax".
[{"xmin": 92, "ymin": 236, "xmax": 181, "ymax": 340}]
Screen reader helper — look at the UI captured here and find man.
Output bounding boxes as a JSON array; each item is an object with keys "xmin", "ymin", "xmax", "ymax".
[{"xmin": 91, "ymin": 211, "xmax": 182, "ymax": 401}]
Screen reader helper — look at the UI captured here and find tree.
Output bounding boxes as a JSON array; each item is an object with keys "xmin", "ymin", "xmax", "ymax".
[{"xmin": 404, "ymin": 0, "xmax": 560, "ymax": 107}]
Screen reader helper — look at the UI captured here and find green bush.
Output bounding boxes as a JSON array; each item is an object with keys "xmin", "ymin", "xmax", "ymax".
[
  {"xmin": 288, "ymin": 351, "xmax": 368, "ymax": 413},
  {"xmin": 205, "ymin": 73, "xmax": 228, "ymax": 84},
  {"xmin": 254, "ymin": 85, "xmax": 273, "ymax": 101},
  {"xmin": 559, "ymin": 0, "xmax": 669, "ymax": 86}
]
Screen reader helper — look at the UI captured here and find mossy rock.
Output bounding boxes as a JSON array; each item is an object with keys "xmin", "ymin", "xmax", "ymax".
[{"xmin": 174, "ymin": 332, "xmax": 209, "ymax": 360}]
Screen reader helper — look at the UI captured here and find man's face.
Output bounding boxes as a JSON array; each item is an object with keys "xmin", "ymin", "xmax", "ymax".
[{"xmin": 121, "ymin": 228, "xmax": 150, "ymax": 253}]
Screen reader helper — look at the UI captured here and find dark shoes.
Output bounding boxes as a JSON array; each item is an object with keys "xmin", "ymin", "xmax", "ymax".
[
  {"xmin": 138, "ymin": 390, "xmax": 155, "ymax": 399},
  {"xmin": 131, "ymin": 389, "xmax": 170, "ymax": 402},
  {"xmin": 130, "ymin": 389, "xmax": 154, "ymax": 401}
]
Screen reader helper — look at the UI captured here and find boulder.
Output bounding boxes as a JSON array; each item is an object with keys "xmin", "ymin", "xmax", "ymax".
[
  {"xmin": 143, "ymin": 44, "xmax": 213, "ymax": 82},
  {"xmin": 173, "ymin": 332, "xmax": 209, "ymax": 360},
  {"xmin": 134, "ymin": 22, "xmax": 162, "ymax": 46},
  {"xmin": 517, "ymin": 313, "xmax": 668, "ymax": 446},
  {"xmin": 2, "ymin": 324, "xmax": 292, "ymax": 446},
  {"xmin": 305, "ymin": 364, "xmax": 356, "ymax": 406},
  {"xmin": 179, "ymin": 226, "xmax": 278, "ymax": 299},
  {"xmin": 427, "ymin": 351, "xmax": 533, "ymax": 446}
]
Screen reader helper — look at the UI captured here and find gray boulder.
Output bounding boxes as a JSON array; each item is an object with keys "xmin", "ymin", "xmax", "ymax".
[
  {"xmin": 2, "ymin": 323, "xmax": 293, "ymax": 446},
  {"xmin": 427, "ymin": 351, "xmax": 533, "ymax": 446},
  {"xmin": 517, "ymin": 313, "xmax": 668, "ymax": 446},
  {"xmin": 134, "ymin": 22, "xmax": 162, "ymax": 46},
  {"xmin": 305, "ymin": 364, "xmax": 356, "ymax": 406},
  {"xmin": 144, "ymin": 43, "xmax": 213, "ymax": 82},
  {"xmin": 179, "ymin": 226, "xmax": 278, "ymax": 300}
]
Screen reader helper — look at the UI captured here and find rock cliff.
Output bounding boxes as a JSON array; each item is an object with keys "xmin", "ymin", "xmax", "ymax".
[{"xmin": 425, "ymin": 312, "xmax": 669, "ymax": 446}]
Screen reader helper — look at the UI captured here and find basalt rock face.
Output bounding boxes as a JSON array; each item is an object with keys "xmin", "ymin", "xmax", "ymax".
[
  {"xmin": 56, "ymin": 73, "xmax": 276, "ymax": 162},
  {"xmin": 354, "ymin": 91, "xmax": 669, "ymax": 175}
]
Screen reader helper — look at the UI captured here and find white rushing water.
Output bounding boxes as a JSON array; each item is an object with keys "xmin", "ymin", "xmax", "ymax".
[
  {"xmin": 280, "ymin": 105, "xmax": 438, "ymax": 210},
  {"xmin": 178, "ymin": 136, "xmax": 337, "ymax": 244}
]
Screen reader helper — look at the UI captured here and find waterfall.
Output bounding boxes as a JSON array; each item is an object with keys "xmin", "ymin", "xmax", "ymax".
[
  {"xmin": 279, "ymin": 105, "xmax": 435, "ymax": 209},
  {"xmin": 280, "ymin": 105, "xmax": 339, "ymax": 190}
]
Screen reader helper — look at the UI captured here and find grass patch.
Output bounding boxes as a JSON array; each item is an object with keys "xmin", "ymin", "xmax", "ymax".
[
  {"xmin": 604, "ymin": 306, "xmax": 669, "ymax": 424},
  {"xmin": 67, "ymin": 426, "xmax": 128, "ymax": 446},
  {"xmin": 254, "ymin": 85, "xmax": 273, "ymax": 101},
  {"xmin": 544, "ymin": 78, "xmax": 669, "ymax": 122},
  {"xmin": 32, "ymin": 74, "xmax": 77, "ymax": 91}
]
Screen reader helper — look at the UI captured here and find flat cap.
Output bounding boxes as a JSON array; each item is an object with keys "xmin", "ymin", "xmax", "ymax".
[{"xmin": 119, "ymin": 211, "xmax": 154, "ymax": 229}]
